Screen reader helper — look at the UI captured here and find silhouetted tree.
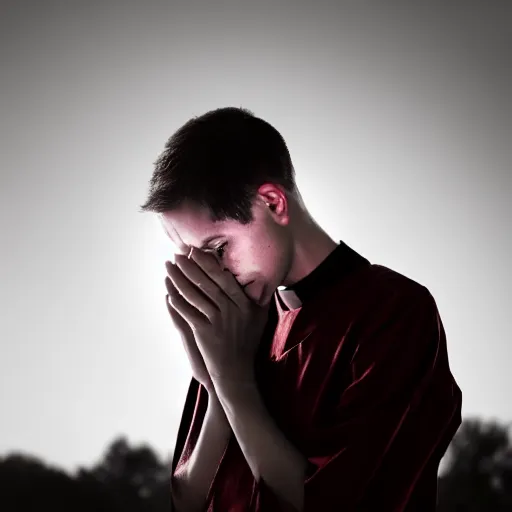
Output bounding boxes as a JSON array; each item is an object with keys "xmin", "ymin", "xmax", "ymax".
[
  {"xmin": 88, "ymin": 436, "xmax": 172, "ymax": 511},
  {"xmin": 3, "ymin": 419, "xmax": 511, "ymax": 510},
  {"xmin": 438, "ymin": 417, "xmax": 512, "ymax": 511},
  {"xmin": 0, "ymin": 453, "xmax": 117, "ymax": 511},
  {"xmin": 0, "ymin": 437, "xmax": 173, "ymax": 511}
]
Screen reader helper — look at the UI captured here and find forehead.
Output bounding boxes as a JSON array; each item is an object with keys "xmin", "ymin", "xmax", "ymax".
[{"xmin": 158, "ymin": 204, "xmax": 232, "ymax": 254}]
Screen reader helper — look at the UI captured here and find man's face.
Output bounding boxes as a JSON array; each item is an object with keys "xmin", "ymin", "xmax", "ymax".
[{"xmin": 159, "ymin": 196, "xmax": 292, "ymax": 306}]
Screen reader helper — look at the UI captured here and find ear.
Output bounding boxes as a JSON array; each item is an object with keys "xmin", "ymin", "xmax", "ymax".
[{"xmin": 257, "ymin": 183, "xmax": 287, "ymax": 213}]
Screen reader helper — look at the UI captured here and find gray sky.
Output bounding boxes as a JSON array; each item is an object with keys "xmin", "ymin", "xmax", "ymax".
[{"xmin": 1, "ymin": 0, "xmax": 510, "ymax": 473}]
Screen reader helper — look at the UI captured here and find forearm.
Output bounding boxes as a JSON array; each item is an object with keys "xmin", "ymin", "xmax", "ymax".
[
  {"xmin": 214, "ymin": 379, "xmax": 308, "ymax": 512},
  {"xmin": 172, "ymin": 393, "xmax": 231, "ymax": 512}
]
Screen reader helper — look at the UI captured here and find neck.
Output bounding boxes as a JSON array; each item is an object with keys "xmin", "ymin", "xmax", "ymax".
[{"xmin": 277, "ymin": 214, "xmax": 338, "ymax": 309}]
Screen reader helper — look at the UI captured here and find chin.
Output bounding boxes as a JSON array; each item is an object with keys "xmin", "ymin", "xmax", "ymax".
[
  {"xmin": 246, "ymin": 289, "xmax": 261, "ymax": 305},
  {"xmin": 244, "ymin": 280, "xmax": 276, "ymax": 307},
  {"xmin": 244, "ymin": 280, "xmax": 263, "ymax": 304}
]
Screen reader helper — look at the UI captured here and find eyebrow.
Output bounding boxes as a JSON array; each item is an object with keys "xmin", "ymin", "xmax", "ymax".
[
  {"xmin": 159, "ymin": 215, "xmax": 221, "ymax": 253},
  {"xmin": 199, "ymin": 235, "xmax": 223, "ymax": 250}
]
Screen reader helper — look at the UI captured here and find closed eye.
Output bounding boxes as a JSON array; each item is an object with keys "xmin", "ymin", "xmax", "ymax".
[{"xmin": 210, "ymin": 241, "xmax": 227, "ymax": 259}]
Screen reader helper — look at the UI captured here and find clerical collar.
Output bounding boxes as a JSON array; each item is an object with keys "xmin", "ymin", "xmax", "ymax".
[{"xmin": 276, "ymin": 240, "xmax": 370, "ymax": 311}]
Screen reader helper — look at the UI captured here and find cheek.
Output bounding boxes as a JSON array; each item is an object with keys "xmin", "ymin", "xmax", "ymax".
[{"xmin": 257, "ymin": 248, "xmax": 280, "ymax": 280}]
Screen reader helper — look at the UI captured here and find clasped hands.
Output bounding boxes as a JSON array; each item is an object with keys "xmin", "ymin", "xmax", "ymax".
[{"xmin": 165, "ymin": 247, "xmax": 271, "ymax": 388}]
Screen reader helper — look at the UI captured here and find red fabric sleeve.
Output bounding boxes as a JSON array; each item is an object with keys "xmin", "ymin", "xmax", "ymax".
[{"xmin": 251, "ymin": 289, "xmax": 461, "ymax": 511}]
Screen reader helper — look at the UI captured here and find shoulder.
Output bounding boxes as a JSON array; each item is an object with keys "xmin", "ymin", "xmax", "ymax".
[
  {"xmin": 362, "ymin": 263, "xmax": 435, "ymax": 309},
  {"xmin": 343, "ymin": 266, "xmax": 443, "ymax": 381},
  {"xmin": 368, "ymin": 263, "xmax": 429, "ymax": 293},
  {"xmin": 345, "ymin": 263, "xmax": 440, "ymax": 346},
  {"xmin": 317, "ymin": 261, "xmax": 438, "ymax": 343}
]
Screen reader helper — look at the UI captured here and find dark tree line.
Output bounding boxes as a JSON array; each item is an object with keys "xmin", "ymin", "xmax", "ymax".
[
  {"xmin": 437, "ymin": 418, "xmax": 512, "ymax": 511},
  {"xmin": 0, "ymin": 418, "xmax": 511, "ymax": 510},
  {"xmin": 0, "ymin": 438, "xmax": 173, "ymax": 511}
]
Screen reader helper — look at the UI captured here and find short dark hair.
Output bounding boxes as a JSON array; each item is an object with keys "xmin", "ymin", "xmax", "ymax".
[{"xmin": 139, "ymin": 106, "xmax": 296, "ymax": 224}]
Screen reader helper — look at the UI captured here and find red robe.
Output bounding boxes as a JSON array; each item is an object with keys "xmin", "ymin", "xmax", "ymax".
[{"xmin": 171, "ymin": 241, "xmax": 462, "ymax": 511}]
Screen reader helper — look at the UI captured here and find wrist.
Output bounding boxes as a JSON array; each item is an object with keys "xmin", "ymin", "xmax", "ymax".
[
  {"xmin": 213, "ymin": 376, "xmax": 261, "ymax": 416},
  {"xmin": 207, "ymin": 389, "xmax": 221, "ymax": 409},
  {"xmin": 206, "ymin": 390, "xmax": 229, "ymax": 421},
  {"xmin": 211, "ymin": 369, "xmax": 257, "ymax": 390}
]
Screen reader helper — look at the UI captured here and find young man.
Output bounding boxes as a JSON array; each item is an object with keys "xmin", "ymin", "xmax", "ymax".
[{"xmin": 140, "ymin": 107, "xmax": 462, "ymax": 511}]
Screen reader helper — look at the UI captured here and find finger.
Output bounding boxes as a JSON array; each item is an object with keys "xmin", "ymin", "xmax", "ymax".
[
  {"xmin": 169, "ymin": 257, "xmax": 223, "ymax": 309},
  {"xmin": 166, "ymin": 294, "xmax": 208, "ymax": 376},
  {"xmin": 165, "ymin": 276, "xmax": 212, "ymax": 328},
  {"xmin": 166, "ymin": 293, "xmax": 200, "ymax": 350},
  {"xmin": 166, "ymin": 264, "xmax": 222, "ymax": 322},
  {"xmin": 165, "ymin": 292, "xmax": 190, "ymax": 332},
  {"xmin": 171, "ymin": 254, "xmax": 230, "ymax": 310},
  {"xmin": 188, "ymin": 248, "xmax": 250, "ymax": 310}
]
